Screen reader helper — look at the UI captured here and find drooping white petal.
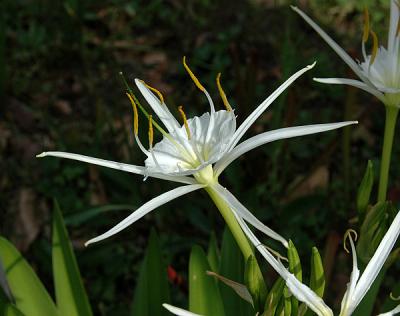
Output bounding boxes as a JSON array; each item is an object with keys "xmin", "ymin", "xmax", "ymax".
[
  {"xmin": 339, "ymin": 232, "xmax": 361, "ymax": 316},
  {"xmin": 211, "ymin": 183, "xmax": 288, "ymax": 248},
  {"xmin": 226, "ymin": 62, "xmax": 315, "ymax": 152},
  {"xmin": 163, "ymin": 304, "xmax": 202, "ymax": 316},
  {"xmin": 313, "ymin": 78, "xmax": 385, "ymax": 102},
  {"xmin": 85, "ymin": 184, "xmax": 205, "ymax": 246},
  {"xmin": 351, "ymin": 210, "xmax": 400, "ymax": 311},
  {"xmin": 235, "ymin": 216, "xmax": 333, "ymax": 316},
  {"xmin": 291, "ymin": 6, "xmax": 372, "ymax": 85},
  {"xmin": 378, "ymin": 304, "xmax": 400, "ymax": 316},
  {"xmin": 36, "ymin": 151, "xmax": 197, "ymax": 185},
  {"xmin": 135, "ymin": 79, "xmax": 181, "ymax": 133},
  {"xmin": 388, "ymin": 0, "xmax": 400, "ymax": 53},
  {"xmin": 215, "ymin": 121, "xmax": 357, "ymax": 177}
]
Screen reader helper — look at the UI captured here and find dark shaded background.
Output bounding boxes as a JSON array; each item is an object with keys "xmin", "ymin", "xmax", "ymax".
[{"xmin": 1, "ymin": 0, "xmax": 399, "ymax": 314}]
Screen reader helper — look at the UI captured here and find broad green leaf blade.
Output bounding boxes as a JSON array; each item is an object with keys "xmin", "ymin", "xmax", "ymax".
[
  {"xmin": 219, "ymin": 228, "xmax": 253, "ymax": 316},
  {"xmin": 207, "ymin": 232, "xmax": 219, "ymax": 273},
  {"xmin": 357, "ymin": 160, "xmax": 374, "ymax": 215},
  {"xmin": 4, "ymin": 304, "xmax": 25, "ymax": 316},
  {"xmin": 244, "ymin": 255, "xmax": 267, "ymax": 312},
  {"xmin": 189, "ymin": 245, "xmax": 225, "ymax": 316},
  {"xmin": 206, "ymin": 271, "xmax": 253, "ymax": 305},
  {"xmin": 52, "ymin": 201, "xmax": 92, "ymax": 316},
  {"xmin": 0, "ymin": 237, "xmax": 58, "ymax": 316},
  {"xmin": 131, "ymin": 229, "xmax": 170, "ymax": 316},
  {"xmin": 263, "ymin": 277, "xmax": 285, "ymax": 316}
]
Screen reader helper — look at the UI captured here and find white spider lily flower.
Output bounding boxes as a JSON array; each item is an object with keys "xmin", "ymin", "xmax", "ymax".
[
  {"xmin": 292, "ymin": 2, "xmax": 400, "ymax": 108},
  {"xmin": 163, "ymin": 304, "xmax": 202, "ymax": 316},
  {"xmin": 236, "ymin": 209, "xmax": 400, "ymax": 316},
  {"xmin": 37, "ymin": 60, "xmax": 356, "ymax": 247}
]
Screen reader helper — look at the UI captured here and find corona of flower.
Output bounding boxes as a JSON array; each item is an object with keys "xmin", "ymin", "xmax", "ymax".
[
  {"xmin": 37, "ymin": 58, "xmax": 356, "ymax": 247},
  {"xmin": 292, "ymin": 2, "xmax": 400, "ymax": 108},
  {"xmin": 236, "ymin": 209, "xmax": 400, "ymax": 316}
]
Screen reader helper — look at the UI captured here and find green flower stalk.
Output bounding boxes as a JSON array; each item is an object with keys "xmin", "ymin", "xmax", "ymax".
[
  {"xmin": 37, "ymin": 58, "xmax": 356, "ymax": 257},
  {"xmin": 292, "ymin": 2, "xmax": 400, "ymax": 202}
]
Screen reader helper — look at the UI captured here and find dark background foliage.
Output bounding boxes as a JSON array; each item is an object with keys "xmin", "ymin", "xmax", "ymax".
[{"xmin": 1, "ymin": 0, "xmax": 399, "ymax": 314}]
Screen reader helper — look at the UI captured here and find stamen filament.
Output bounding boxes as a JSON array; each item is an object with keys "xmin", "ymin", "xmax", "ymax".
[
  {"xmin": 126, "ymin": 92, "xmax": 139, "ymax": 135},
  {"xmin": 343, "ymin": 229, "xmax": 358, "ymax": 253},
  {"xmin": 141, "ymin": 80, "xmax": 165, "ymax": 104},
  {"xmin": 183, "ymin": 56, "xmax": 205, "ymax": 92},
  {"xmin": 148, "ymin": 115, "xmax": 154, "ymax": 149},
  {"xmin": 369, "ymin": 30, "xmax": 378, "ymax": 66},
  {"xmin": 362, "ymin": 8, "xmax": 370, "ymax": 43},
  {"xmin": 216, "ymin": 73, "xmax": 232, "ymax": 111},
  {"xmin": 178, "ymin": 106, "xmax": 191, "ymax": 140}
]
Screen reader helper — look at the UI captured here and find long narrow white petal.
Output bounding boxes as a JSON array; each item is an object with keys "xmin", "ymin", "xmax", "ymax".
[
  {"xmin": 388, "ymin": 0, "xmax": 400, "ymax": 53},
  {"xmin": 211, "ymin": 183, "xmax": 288, "ymax": 248},
  {"xmin": 135, "ymin": 79, "xmax": 181, "ymax": 133},
  {"xmin": 36, "ymin": 151, "xmax": 196, "ymax": 185},
  {"xmin": 85, "ymin": 184, "xmax": 205, "ymax": 245},
  {"xmin": 378, "ymin": 304, "xmax": 400, "ymax": 316},
  {"xmin": 227, "ymin": 62, "xmax": 315, "ymax": 152},
  {"xmin": 215, "ymin": 121, "xmax": 357, "ymax": 177},
  {"xmin": 163, "ymin": 304, "xmax": 202, "ymax": 316},
  {"xmin": 351, "ymin": 210, "xmax": 400, "ymax": 310},
  {"xmin": 314, "ymin": 78, "xmax": 385, "ymax": 102},
  {"xmin": 291, "ymin": 6, "xmax": 372, "ymax": 85},
  {"xmin": 234, "ymin": 216, "xmax": 333, "ymax": 316}
]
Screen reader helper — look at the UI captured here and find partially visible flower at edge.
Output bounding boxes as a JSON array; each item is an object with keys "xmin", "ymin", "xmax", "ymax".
[
  {"xmin": 235, "ymin": 207, "xmax": 400, "ymax": 316},
  {"xmin": 37, "ymin": 59, "xmax": 356, "ymax": 249},
  {"xmin": 292, "ymin": 2, "xmax": 400, "ymax": 109}
]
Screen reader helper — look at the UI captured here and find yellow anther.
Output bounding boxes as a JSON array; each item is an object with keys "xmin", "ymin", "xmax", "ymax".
[
  {"xmin": 397, "ymin": 16, "xmax": 400, "ymax": 37},
  {"xmin": 343, "ymin": 229, "xmax": 358, "ymax": 254},
  {"xmin": 362, "ymin": 8, "xmax": 370, "ymax": 43},
  {"xmin": 126, "ymin": 92, "xmax": 139, "ymax": 135},
  {"xmin": 183, "ymin": 56, "xmax": 205, "ymax": 92},
  {"xmin": 142, "ymin": 81, "xmax": 165, "ymax": 104},
  {"xmin": 369, "ymin": 30, "xmax": 378, "ymax": 66},
  {"xmin": 216, "ymin": 73, "xmax": 232, "ymax": 111},
  {"xmin": 148, "ymin": 115, "xmax": 154, "ymax": 149},
  {"xmin": 178, "ymin": 106, "xmax": 191, "ymax": 140}
]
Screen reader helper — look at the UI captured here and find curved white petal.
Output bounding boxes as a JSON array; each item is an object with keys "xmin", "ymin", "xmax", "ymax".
[
  {"xmin": 211, "ymin": 183, "xmax": 288, "ymax": 247},
  {"xmin": 339, "ymin": 233, "xmax": 360, "ymax": 316},
  {"xmin": 378, "ymin": 304, "xmax": 400, "ymax": 316},
  {"xmin": 314, "ymin": 78, "xmax": 385, "ymax": 102},
  {"xmin": 85, "ymin": 184, "xmax": 205, "ymax": 245},
  {"xmin": 163, "ymin": 304, "xmax": 202, "ymax": 316},
  {"xmin": 235, "ymin": 216, "xmax": 333, "ymax": 316},
  {"xmin": 215, "ymin": 121, "xmax": 357, "ymax": 177},
  {"xmin": 351, "ymin": 210, "xmax": 400, "ymax": 310},
  {"xmin": 291, "ymin": 6, "xmax": 372, "ymax": 85},
  {"xmin": 135, "ymin": 79, "xmax": 181, "ymax": 133},
  {"xmin": 36, "ymin": 151, "xmax": 196, "ymax": 185},
  {"xmin": 227, "ymin": 62, "xmax": 315, "ymax": 151},
  {"xmin": 388, "ymin": 0, "xmax": 400, "ymax": 53}
]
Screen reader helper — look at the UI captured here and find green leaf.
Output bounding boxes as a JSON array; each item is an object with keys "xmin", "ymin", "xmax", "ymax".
[
  {"xmin": 309, "ymin": 247, "xmax": 325, "ymax": 297},
  {"xmin": 357, "ymin": 160, "xmax": 374, "ymax": 215},
  {"xmin": 189, "ymin": 245, "xmax": 225, "ymax": 316},
  {"xmin": 288, "ymin": 240, "xmax": 302, "ymax": 316},
  {"xmin": 207, "ymin": 232, "xmax": 219, "ymax": 273},
  {"xmin": 0, "ymin": 237, "xmax": 58, "ymax": 316},
  {"xmin": 52, "ymin": 200, "xmax": 92, "ymax": 316},
  {"xmin": 263, "ymin": 277, "xmax": 285, "ymax": 316},
  {"xmin": 4, "ymin": 305, "xmax": 25, "ymax": 316},
  {"xmin": 131, "ymin": 229, "xmax": 170, "ymax": 316},
  {"xmin": 244, "ymin": 255, "xmax": 267, "ymax": 312},
  {"xmin": 219, "ymin": 228, "xmax": 253, "ymax": 316}
]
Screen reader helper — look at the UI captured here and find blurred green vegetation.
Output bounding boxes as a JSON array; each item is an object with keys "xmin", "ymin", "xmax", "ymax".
[{"xmin": 1, "ymin": 0, "xmax": 399, "ymax": 315}]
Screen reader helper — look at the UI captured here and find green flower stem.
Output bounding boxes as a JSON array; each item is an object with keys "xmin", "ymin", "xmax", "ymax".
[
  {"xmin": 378, "ymin": 106, "xmax": 399, "ymax": 202},
  {"xmin": 205, "ymin": 186, "xmax": 254, "ymax": 259}
]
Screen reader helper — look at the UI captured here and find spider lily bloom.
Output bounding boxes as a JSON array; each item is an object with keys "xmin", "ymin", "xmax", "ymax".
[
  {"xmin": 37, "ymin": 59, "xmax": 356, "ymax": 252},
  {"xmin": 292, "ymin": 2, "xmax": 400, "ymax": 202},
  {"xmin": 163, "ymin": 304, "xmax": 202, "ymax": 316},
  {"xmin": 235, "ymin": 209, "xmax": 400, "ymax": 316}
]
